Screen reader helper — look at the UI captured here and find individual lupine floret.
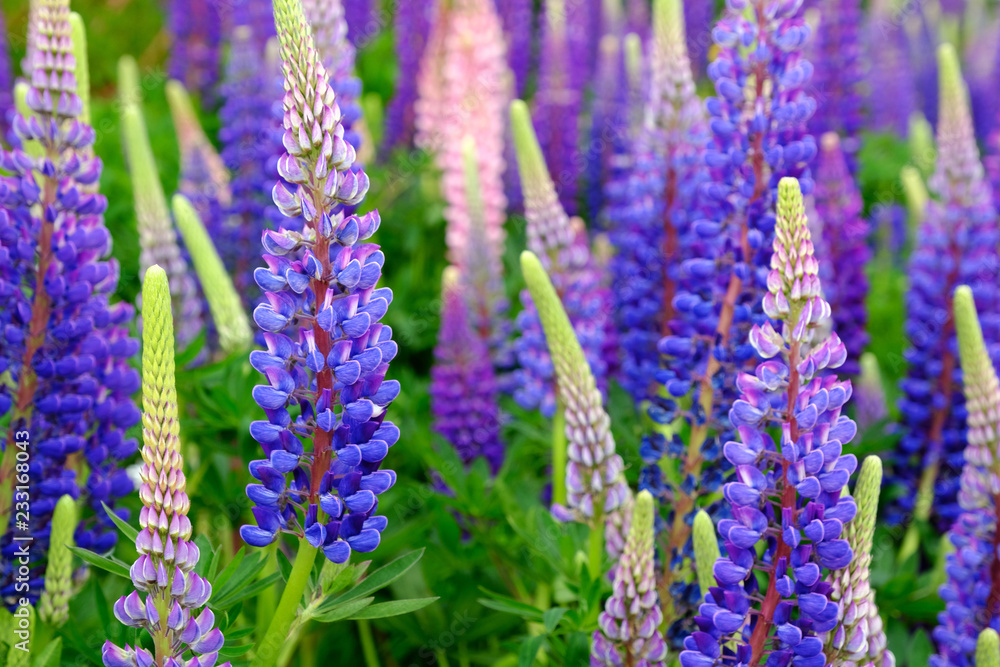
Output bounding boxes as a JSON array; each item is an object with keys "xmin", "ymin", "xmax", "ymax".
[
  {"xmin": 890, "ymin": 45, "xmax": 1000, "ymax": 529},
  {"xmin": 824, "ymin": 456, "xmax": 896, "ymax": 667},
  {"xmin": 511, "ymin": 100, "xmax": 610, "ymax": 418},
  {"xmin": 415, "ymin": 0, "xmax": 510, "ymax": 362},
  {"xmin": 37, "ymin": 494, "xmax": 76, "ymax": 626},
  {"xmin": 867, "ymin": 0, "xmax": 917, "ymax": 135},
  {"xmin": 101, "ymin": 266, "xmax": 230, "ymax": 667},
  {"xmin": 302, "ymin": 0, "xmax": 364, "ymax": 154},
  {"xmin": 167, "ymin": 0, "xmax": 222, "ymax": 102},
  {"xmin": 679, "ymin": 178, "xmax": 857, "ymax": 667},
  {"xmin": 591, "ymin": 490, "xmax": 668, "ymax": 667},
  {"xmin": 383, "ymin": 0, "xmax": 433, "ymax": 150},
  {"xmin": 239, "ymin": 0, "xmax": 399, "ymax": 567},
  {"xmin": 815, "ymin": 132, "xmax": 870, "ymax": 375},
  {"xmin": 120, "ymin": 99, "xmax": 204, "ymax": 351},
  {"xmin": 218, "ymin": 24, "xmax": 284, "ymax": 302},
  {"xmin": 172, "ymin": 195, "xmax": 253, "ymax": 355},
  {"xmin": 930, "ymin": 286, "xmax": 1000, "ymax": 667},
  {"xmin": 0, "ymin": 0, "xmax": 140, "ymax": 607},
  {"xmin": 807, "ymin": 0, "xmax": 865, "ymax": 163},
  {"xmin": 493, "ymin": 0, "xmax": 532, "ymax": 96},
  {"xmin": 532, "ymin": 0, "xmax": 582, "ymax": 214},
  {"xmin": 520, "ymin": 251, "xmax": 629, "ymax": 552},
  {"xmin": 167, "ymin": 80, "xmax": 232, "ymax": 245},
  {"xmin": 430, "ymin": 267, "xmax": 503, "ymax": 474}
]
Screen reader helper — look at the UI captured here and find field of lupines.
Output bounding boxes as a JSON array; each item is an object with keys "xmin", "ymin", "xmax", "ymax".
[{"xmin": 5, "ymin": 0, "xmax": 1000, "ymax": 665}]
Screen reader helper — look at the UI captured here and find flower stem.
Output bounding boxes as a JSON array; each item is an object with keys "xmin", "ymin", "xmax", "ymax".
[
  {"xmin": 250, "ymin": 539, "xmax": 317, "ymax": 667},
  {"xmin": 588, "ymin": 519, "xmax": 604, "ymax": 578},
  {"xmin": 552, "ymin": 406, "xmax": 567, "ymax": 507},
  {"xmin": 357, "ymin": 619, "xmax": 381, "ymax": 667}
]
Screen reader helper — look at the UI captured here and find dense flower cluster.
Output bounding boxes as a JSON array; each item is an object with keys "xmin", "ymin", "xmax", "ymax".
[
  {"xmin": 494, "ymin": 0, "xmax": 532, "ymax": 96},
  {"xmin": 891, "ymin": 45, "xmax": 1000, "ymax": 528},
  {"xmin": 866, "ymin": 0, "xmax": 916, "ymax": 135},
  {"xmin": 384, "ymin": 0, "xmax": 433, "ymax": 150},
  {"xmin": 167, "ymin": 0, "xmax": 222, "ymax": 103},
  {"xmin": 102, "ymin": 267, "xmax": 229, "ymax": 667},
  {"xmin": 239, "ymin": 0, "xmax": 399, "ymax": 564},
  {"xmin": 0, "ymin": 8, "xmax": 14, "ymax": 138},
  {"xmin": 0, "ymin": 0, "xmax": 139, "ymax": 608},
  {"xmin": 680, "ymin": 178, "xmax": 857, "ymax": 667},
  {"xmin": 814, "ymin": 133, "xmax": 870, "ymax": 375}
]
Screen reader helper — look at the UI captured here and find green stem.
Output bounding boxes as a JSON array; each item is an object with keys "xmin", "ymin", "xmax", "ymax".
[
  {"xmin": 255, "ymin": 541, "xmax": 279, "ymax": 643},
  {"xmin": 588, "ymin": 519, "xmax": 604, "ymax": 579},
  {"xmin": 358, "ymin": 619, "xmax": 381, "ymax": 667},
  {"xmin": 250, "ymin": 539, "xmax": 317, "ymax": 667},
  {"xmin": 435, "ymin": 649, "xmax": 451, "ymax": 667},
  {"xmin": 458, "ymin": 643, "xmax": 471, "ymax": 667},
  {"xmin": 552, "ymin": 407, "xmax": 566, "ymax": 507}
]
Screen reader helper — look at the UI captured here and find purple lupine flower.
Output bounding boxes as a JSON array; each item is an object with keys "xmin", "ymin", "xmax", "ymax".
[
  {"xmin": 431, "ymin": 267, "xmax": 503, "ymax": 474},
  {"xmin": 682, "ymin": 0, "xmax": 713, "ymax": 76},
  {"xmin": 867, "ymin": 0, "xmax": 917, "ymax": 135},
  {"xmin": 0, "ymin": 0, "xmax": 140, "ymax": 608},
  {"xmin": 383, "ymin": 0, "xmax": 433, "ymax": 151},
  {"xmin": 494, "ymin": 0, "xmax": 533, "ymax": 96},
  {"xmin": 930, "ymin": 286, "xmax": 1000, "ymax": 667},
  {"xmin": 239, "ymin": 0, "xmax": 399, "ymax": 564},
  {"xmin": 587, "ymin": 35, "xmax": 627, "ymax": 225},
  {"xmin": 566, "ymin": 0, "xmax": 595, "ymax": 92},
  {"xmin": 344, "ymin": 0, "xmax": 376, "ymax": 48},
  {"xmin": 218, "ymin": 24, "xmax": 284, "ymax": 303},
  {"xmin": 807, "ymin": 0, "xmax": 864, "ymax": 165},
  {"xmin": 814, "ymin": 133, "xmax": 870, "ymax": 375},
  {"xmin": 679, "ymin": 177, "xmax": 857, "ymax": 667},
  {"xmin": 303, "ymin": 0, "xmax": 364, "ymax": 155},
  {"xmin": 511, "ymin": 100, "xmax": 610, "ymax": 418},
  {"xmin": 911, "ymin": 5, "xmax": 940, "ymax": 128},
  {"xmin": 0, "ymin": 7, "xmax": 15, "ymax": 139},
  {"xmin": 889, "ymin": 45, "xmax": 1000, "ymax": 529},
  {"xmin": 534, "ymin": 0, "xmax": 583, "ymax": 214},
  {"xmin": 102, "ymin": 266, "xmax": 228, "ymax": 667},
  {"xmin": 168, "ymin": 0, "xmax": 223, "ymax": 103}
]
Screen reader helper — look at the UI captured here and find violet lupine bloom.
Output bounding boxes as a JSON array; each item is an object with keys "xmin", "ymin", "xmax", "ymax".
[
  {"xmin": 303, "ymin": 0, "xmax": 364, "ymax": 155},
  {"xmin": 343, "ymin": 0, "xmax": 375, "ymax": 47},
  {"xmin": 679, "ymin": 178, "xmax": 857, "ymax": 667},
  {"xmin": 511, "ymin": 100, "xmax": 610, "ymax": 418},
  {"xmin": 867, "ymin": 0, "xmax": 917, "ymax": 136},
  {"xmin": 101, "ymin": 266, "xmax": 229, "ymax": 667},
  {"xmin": 682, "ymin": 0, "xmax": 713, "ymax": 76},
  {"xmin": 218, "ymin": 24, "xmax": 283, "ymax": 301},
  {"xmin": 807, "ymin": 0, "xmax": 864, "ymax": 164},
  {"xmin": 168, "ymin": 0, "xmax": 222, "ymax": 103},
  {"xmin": 591, "ymin": 490, "xmax": 668, "ymax": 667},
  {"xmin": 814, "ymin": 133, "xmax": 870, "ymax": 375},
  {"xmin": 493, "ymin": 0, "xmax": 533, "ymax": 96},
  {"xmin": 0, "ymin": 7, "xmax": 14, "ymax": 138},
  {"xmin": 0, "ymin": 0, "xmax": 140, "ymax": 607},
  {"xmin": 431, "ymin": 267, "xmax": 503, "ymax": 474},
  {"xmin": 239, "ymin": 0, "xmax": 399, "ymax": 564},
  {"xmin": 383, "ymin": 0, "xmax": 433, "ymax": 150},
  {"xmin": 890, "ymin": 45, "xmax": 1000, "ymax": 529},
  {"xmin": 533, "ymin": 0, "xmax": 582, "ymax": 215},
  {"xmin": 930, "ymin": 286, "xmax": 1000, "ymax": 667}
]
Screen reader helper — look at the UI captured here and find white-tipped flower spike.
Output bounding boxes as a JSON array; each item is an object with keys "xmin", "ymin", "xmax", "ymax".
[
  {"xmin": 825, "ymin": 456, "xmax": 896, "ymax": 667},
  {"xmin": 172, "ymin": 194, "xmax": 253, "ymax": 355},
  {"xmin": 692, "ymin": 510, "xmax": 720, "ymax": 598},
  {"xmin": 591, "ymin": 490, "xmax": 668, "ymax": 667},
  {"xmin": 977, "ymin": 629, "xmax": 1000, "ymax": 667},
  {"xmin": 519, "ymin": 251, "xmax": 628, "ymax": 528},
  {"xmin": 120, "ymin": 92, "xmax": 204, "ymax": 350},
  {"xmin": 37, "ymin": 495, "xmax": 77, "ymax": 626},
  {"xmin": 102, "ymin": 266, "xmax": 230, "ymax": 667}
]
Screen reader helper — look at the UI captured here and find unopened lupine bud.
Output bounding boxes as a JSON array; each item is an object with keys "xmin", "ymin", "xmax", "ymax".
[
  {"xmin": 37, "ymin": 495, "xmax": 77, "ymax": 626},
  {"xmin": 172, "ymin": 194, "xmax": 253, "ymax": 355},
  {"xmin": 977, "ymin": 629, "xmax": 1000, "ymax": 667},
  {"xmin": 691, "ymin": 510, "xmax": 720, "ymax": 599},
  {"xmin": 909, "ymin": 112, "xmax": 936, "ymax": 177}
]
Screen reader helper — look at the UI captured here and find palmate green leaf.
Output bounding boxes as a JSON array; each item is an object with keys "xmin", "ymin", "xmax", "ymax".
[
  {"xmin": 67, "ymin": 546, "xmax": 130, "ymax": 580},
  {"xmin": 477, "ymin": 590, "xmax": 544, "ymax": 621},
  {"xmin": 347, "ymin": 597, "xmax": 439, "ymax": 620},
  {"xmin": 326, "ymin": 549, "xmax": 425, "ymax": 606},
  {"xmin": 542, "ymin": 608, "xmax": 567, "ymax": 633},
  {"xmin": 30, "ymin": 636, "xmax": 61, "ymax": 667},
  {"xmin": 100, "ymin": 502, "xmax": 138, "ymax": 543},
  {"xmin": 309, "ymin": 596, "xmax": 375, "ymax": 623}
]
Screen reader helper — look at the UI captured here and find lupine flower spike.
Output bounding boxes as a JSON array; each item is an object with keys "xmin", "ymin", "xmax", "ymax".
[
  {"xmin": 808, "ymin": 0, "xmax": 864, "ymax": 163},
  {"xmin": 930, "ymin": 286, "xmax": 1000, "ymax": 667},
  {"xmin": 383, "ymin": 0, "xmax": 432, "ymax": 150},
  {"xmin": 1, "ymin": 0, "xmax": 140, "ymax": 607},
  {"xmin": 891, "ymin": 44, "xmax": 1000, "ymax": 529},
  {"xmin": 520, "ymin": 250, "xmax": 629, "ymax": 571},
  {"xmin": 825, "ymin": 456, "xmax": 895, "ymax": 667},
  {"xmin": 172, "ymin": 195, "xmax": 253, "ymax": 355},
  {"xmin": 0, "ymin": 7, "xmax": 15, "ymax": 139},
  {"xmin": 867, "ymin": 0, "xmax": 916, "ymax": 135},
  {"xmin": 101, "ymin": 266, "xmax": 229, "ymax": 667},
  {"xmin": 680, "ymin": 178, "xmax": 857, "ymax": 667},
  {"xmin": 591, "ymin": 490, "xmax": 668, "ymax": 667},
  {"xmin": 511, "ymin": 99, "xmax": 610, "ymax": 418},
  {"xmin": 167, "ymin": 0, "xmax": 222, "ymax": 102}
]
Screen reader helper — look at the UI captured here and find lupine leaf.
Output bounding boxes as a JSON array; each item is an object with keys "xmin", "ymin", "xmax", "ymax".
[{"xmin": 347, "ymin": 597, "xmax": 440, "ymax": 620}]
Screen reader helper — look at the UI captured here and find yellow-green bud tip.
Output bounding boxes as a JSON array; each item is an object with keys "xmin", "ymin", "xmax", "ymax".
[
  {"xmin": 693, "ymin": 510, "xmax": 721, "ymax": 595},
  {"xmin": 654, "ymin": 0, "xmax": 686, "ymax": 45},
  {"xmin": 954, "ymin": 285, "xmax": 989, "ymax": 374},
  {"xmin": 977, "ymin": 628, "xmax": 1000, "ymax": 667},
  {"xmin": 511, "ymin": 100, "xmax": 549, "ymax": 188}
]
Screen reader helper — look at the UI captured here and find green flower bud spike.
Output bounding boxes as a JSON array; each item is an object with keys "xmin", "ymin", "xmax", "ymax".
[
  {"xmin": 37, "ymin": 495, "xmax": 77, "ymax": 627},
  {"xmin": 117, "ymin": 55, "xmax": 142, "ymax": 112},
  {"xmin": 825, "ymin": 456, "xmax": 895, "ymax": 667},
  {"xmin": 977, "ymin": 628, "xmax": 1000, "ymax": 667},
  {"xmin": 165, "ymin": 80, "xmax": 232, "ymax": 209},
  {"xmin": 901, "ymin": 165, "xmax": 928, "ymax": 228},
  {"xmin": 172, "ymin": 194, "xmax": 253, "ymax": 355},
  {"xmin": 909, "ymin": 111, "xmax": 935, "ymax": 177},
  {"xmin": 692, "ymin": 510, "xmax": 720, "ymax": 596}
]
